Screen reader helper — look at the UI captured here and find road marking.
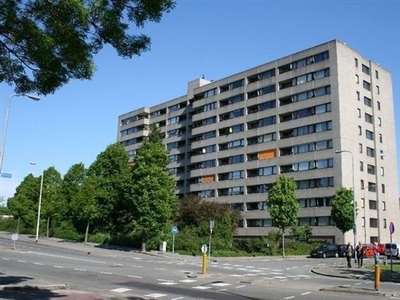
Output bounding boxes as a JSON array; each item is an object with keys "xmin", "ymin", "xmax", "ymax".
[
  {"xmin": 179, "ymin": 279, "xmax": 197, "ymax": 283},
  {"xmin": 53, "ymin": 265, "xmax": 65, "ymax": 268},
  {"xmin": 74, "ymin": 268, "xmax": 87, "ymax": 271},
  {"xmin": 33, "ymin": 262, "xmax": 44, "ymax": 265},
  {"xmin": 171, "ymin": 297, "xmax": 184, "ymax": 300},
  {"xmin": 100, "ymin": 271, "xmax": 113, "ymax": 275},
  {"xmin": 301, "ymin": 292, "xmax": 311, "ymax": 296},
  {"xmin": 211, "ymin": 283, "xmax": 231, "ymax": 287},
  {"xmin": 127, "ymin": 275, "xmax": 142, "ymax": 278},
  {"xmin": 111, "ymin": 288, "xmax": 132, "ymax": 293},
  {"xmin": 132, "ymin": 265, "xmax": 143, "ymax": 268},
  {"xmin": 157, "ymin": 279, "xmax": 173, "ymax": 282},
  {"xmin": 159, "ymin": 282, "xmax": 177, "ymax": 285},
  {"xmin": 145, "ymin": 293, "xmax": 167, "ymax": 298},
  {"xmin": 17, "ymin": 260, "xmax": 26, "ymax": 263},
  {"xmin": 236, "ymin": 285, "xmax": 246, "ymax": 289},
  {"xmin": 284, "ymin": 296, "xmax": 295, "ymax": 299},
  {"xmin": 193, "ymin": 286, "xmax": 211, "ymax": 290}
]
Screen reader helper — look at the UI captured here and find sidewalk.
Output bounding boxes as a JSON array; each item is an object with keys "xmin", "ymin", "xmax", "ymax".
[{"xmin": 312, "ymin": 263, "xmax": 400, "ymax": 297}]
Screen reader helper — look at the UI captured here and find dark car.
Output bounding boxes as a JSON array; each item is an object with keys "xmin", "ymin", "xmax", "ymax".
[
  {"xmin": 336, "ymin": 244, "xmax": 347, "ymax": 257},
  {"xmin": 310, "ymin": 244, "xmax": 339, "ymax": 258}
]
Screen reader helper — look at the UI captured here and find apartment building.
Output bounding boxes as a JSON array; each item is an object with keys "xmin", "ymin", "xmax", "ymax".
[{"xmin": 118, "ymin": 40, "xmax": 398, "ymax": 245}]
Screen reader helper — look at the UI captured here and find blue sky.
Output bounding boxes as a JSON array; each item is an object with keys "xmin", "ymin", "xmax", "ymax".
[{"xmin": 1, "ymin": 0, "xmax": 399, "ymax": 200}]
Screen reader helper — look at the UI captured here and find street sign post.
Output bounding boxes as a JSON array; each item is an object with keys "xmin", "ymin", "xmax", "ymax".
[
  {"xmin": 171, "ymin": 226, "xmax": 178, "ymax": 254},
  {"xmin": 11, "ymin": 233, "xmax": 18, "ymax": 250},
  {"xmin": 389, "ymin": 221, "xmax": 395, "ymax": 277}
]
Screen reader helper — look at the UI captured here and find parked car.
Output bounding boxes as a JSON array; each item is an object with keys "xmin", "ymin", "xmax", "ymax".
[
  {"xmin": 385, "ymin": 243, "xmax": 400, "ymax": 258},
  {"xmin": 336, "ymin": 244, "xmax": 347, "ymax": 257},
  {"xmin": 310, "ymin": 244, "xmax": 338, "ymax": 258}
]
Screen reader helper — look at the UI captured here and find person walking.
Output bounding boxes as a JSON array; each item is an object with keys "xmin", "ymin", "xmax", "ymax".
[
  {"xmin": 373, "ymin": 242, "xmax": 380, "ymax": 265},
  {"xmin": 346, "ymin": 242, "xmax": 353, "ymax": 268},
  {"xmin": 355, "ymin": 241, "xmax": 364, "ymax": 267}
]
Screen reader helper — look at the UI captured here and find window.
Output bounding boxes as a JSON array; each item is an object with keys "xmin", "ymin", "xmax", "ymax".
[
  {"xmin": 369, "ymin": 200, "xmax": 377, "ymax": 210},
  {"xmin": 365, "ymin": 113, "xmax": 373, "ymax": 124},
  {"xmin": 364, "ymin": 97, "xmax": 372, "ymax": 107},
  {"xmin": 382, "ymin": 184, "xmax": 385, "ymax": 193},
  {"xmin": 383, "ymin": 219, "xmax": 387, "ymax": 229},
  {"xmin": 357, "ymin": 108, "xmax": 361, "ymax": 118},
  {"xmin": 358, "ymin": 126, "xmax": 362, "ymax": 135},
  {"xmin": 366, "ymin": 130, "xmax": 374, "ymax": 140},
  {"xmin": 369, "ymin": 218, "xmax": 378, "ymax": 228},
  {"xmin": 204, "ymin": 88, "xmax": 217, "ymax": 98},
  {"xmin": 380, "ymin": 167, "xmax": 384, "ymax": 176},
  {"xmin": 362, "ymin": 217, "xmax": 365, "ymax": 227},
  {"xmin": 366, "ymin": 147, "xmax": 374, "ymax": 157},
  {"xmin": 362, "ymin": 64, "xmax": 370, "ymax": 75},
  {"xmin": 367, "ymin": 164, "xmax": 375, "ymax": 175},
  {"xmin": 379, "ymin": 134, "xmax": 383, "ymax": 143},
  {"xmin": 355, "ymin": 74, "xmax": 359, "ymax": 83},
  {"xmin": 219, "ymin": 79, "xmax": 244, "ymax": 92},
  {"xmin": 356, "ymin": 91, "xmax": 360, "ymax": 100},
  {"xmin": 378, "ymin": 117, "xmax": 381, "ymax": 126},
  {"xmin": 376, "ymin": 85, "xmax": 380, "ymax": 94},
  {"xmin": 382, "ymin": 201, "xmax": 386, "ymax": 211},
  {"xmin": 360, "ymin": 161, "xmax": 364, "ymax": 171},
  {"xmin": 355, "ymin": 58, "xmax": 358, "ymax": 67},
  {"xmin": 359, "ymin": 143, "xmax": 363, "ymax": 153},
  {"xmin": 375, "ymin": 70, "xmax": 379, "ymax": 79},
  {"xmin": 363, "ymin": 80, "xmax": 371, "ymax": 91},
  {"xmin": 377, "ymin": 101, "xmax": 381, "ymax": 110}
]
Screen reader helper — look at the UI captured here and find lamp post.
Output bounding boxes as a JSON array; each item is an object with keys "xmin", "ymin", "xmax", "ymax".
[
  {"xmin": 0, "ymin": 94, "xmax": 40, "ymax": 175},
  {"xmin": 336, "ymin": 150, "xmax": 356, "ymax": 247},
  {"xmin": 30, "ymin": 162, "xmax": 44, "ymax": 243}
]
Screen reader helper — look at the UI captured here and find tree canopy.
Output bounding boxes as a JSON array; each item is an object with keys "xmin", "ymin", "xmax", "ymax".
[
  {"xmin": 331, "ymin": 187, "xmax": 354, "ymax": 234},
  {"xmin": 0, "ymin": 0, "xmax": 175, "ymax": 95},
  {"xmin": 267, "ymin": 175, "xmax": 299, "ymax": 256}
]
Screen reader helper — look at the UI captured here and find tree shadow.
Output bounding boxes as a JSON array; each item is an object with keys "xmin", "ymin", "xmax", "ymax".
[{"xmin": 0, "ymin": 275, "xmax": 64, "ymax": 299}]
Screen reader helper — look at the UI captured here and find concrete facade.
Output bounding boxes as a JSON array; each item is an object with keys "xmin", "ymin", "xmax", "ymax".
[{"xmin": 118, "ymin": 40, "xmax": 399, "ymax": 245}]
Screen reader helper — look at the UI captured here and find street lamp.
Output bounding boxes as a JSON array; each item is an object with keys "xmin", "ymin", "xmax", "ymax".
[
  {"xmin": 335, "ymin": 150, "xmax": 356, "ymax": 247},
  {"xmin": 30, "ymin": 162, "xmax": 44, "ymax": 243},
  {"xmin": 0, "ymin": 94, "xmax": 40, "ymax": 175}
]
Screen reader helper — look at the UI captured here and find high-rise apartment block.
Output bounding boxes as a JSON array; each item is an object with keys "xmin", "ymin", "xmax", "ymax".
[{"xmin": 118, "ymin": 40, "xmax": 398, "ymax": 244}]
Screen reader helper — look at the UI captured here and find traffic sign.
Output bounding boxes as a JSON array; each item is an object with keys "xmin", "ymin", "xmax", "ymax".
[
  {"xmin": 389, "ymin": 222, "xmax": 395, "ymax": 234},
  {"xmin": 171, "ymin": 226, "xmax": 178, "ymax": 235},
  {"xmin": 201, "ymin": 244, "xmax": 208, "ymax": 254},
  {"xmin": 0, "ymin": 173, "xmax": 12, "ymax": 178}
]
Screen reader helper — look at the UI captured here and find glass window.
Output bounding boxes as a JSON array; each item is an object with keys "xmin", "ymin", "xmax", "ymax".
[
  {"xmin": 365, "ymin": 113, "xmax": 373, "ymax": 124},
  {"xmin": 366, "ymin": 130, "xmax": 374, "ymax": 140},
  {"xmin": 362, "ymin": 64, "xmax": 370, "ymax": 75},
  {"xmin": 363, "ymin": 81, "xmax": 371, "ymax": 91}
]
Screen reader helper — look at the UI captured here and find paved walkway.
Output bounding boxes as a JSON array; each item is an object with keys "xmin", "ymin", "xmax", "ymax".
[{"xmin": 1, "ymin": 232, "xmax": 400, "ymax": 299}]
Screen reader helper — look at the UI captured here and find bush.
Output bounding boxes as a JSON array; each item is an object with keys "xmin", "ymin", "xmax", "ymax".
[{"xmin": 51, "ymin": 221, "xmax": 82, "ymax": 241}]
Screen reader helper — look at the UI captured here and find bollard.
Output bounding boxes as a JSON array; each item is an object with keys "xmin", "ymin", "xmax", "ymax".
[
  {"xmin": 202, "ymin": 253, "xmax": 207, "ymax": 274},
  {"xmin": 374, "ymin": 264, "xmax": 380, "ymax": 291}
]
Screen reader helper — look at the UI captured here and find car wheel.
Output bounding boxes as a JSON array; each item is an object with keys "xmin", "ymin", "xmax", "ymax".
[{"xmin": 323, "ymin": 253, "xmax": 326, "ymax": 259}]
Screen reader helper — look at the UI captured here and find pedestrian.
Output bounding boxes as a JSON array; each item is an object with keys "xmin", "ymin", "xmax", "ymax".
[
  {"xmin": 355, "ymin": 241, "xmax": 364, "ymax": 267},
  {"xmin": 346, "ymin": 242, "xmax": 353, "ymax": 268},
  {"xmin": 373, "ymin": 242, "xmax": 380, "ymax": 265}
]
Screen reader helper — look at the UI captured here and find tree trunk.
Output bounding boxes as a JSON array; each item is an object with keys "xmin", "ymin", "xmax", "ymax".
[
  {"xmin": 46, "ymin": 217, "xmax": 50, "ymax": 238},
  {"xmin": 141, "ymin": 232, "xmax": 148, "ymax": 252},
  {"xmin": 85, "ymin": 220, "xmax": 90, "ymax": 243},
  {"xmin": 17, "ymin": 217, "xmax": 20, "ymax": 234},
  {"xmin": 282, "ymin": 230, "xmax": 286, "ymax": 258}
]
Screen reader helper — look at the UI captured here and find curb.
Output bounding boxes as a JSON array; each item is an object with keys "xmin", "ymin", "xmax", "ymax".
[{"xmin": 320, "ymin": 286, "xmax": 399, "ymax": 297}]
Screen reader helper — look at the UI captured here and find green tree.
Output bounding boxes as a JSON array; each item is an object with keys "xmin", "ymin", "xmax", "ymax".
[
  {"xmin": 331, "ymin": 187, "xmax": 354, "ymax": 234},
  {"xmin": 87, "ymin": 142, "xmax": 131, "ymax": 234},
  {"xmin": 129, "ymin": 125, "xmax": 178, "ymax": 251},
  {"xmin": 62, "ymin": 163, "xmax": 87, "ymax": 232},
  {"xmin": 177, "ymin": 194, "xmax": 241, "ymax": 252},
  {"xmin": 267, "ymin": 175, "xmax": 299, "ymax": 257},
  {"xmin": 71, "ymin": 177, "xmax": 100, "ymax": 243},
  {"xmin": 40, "ymin": 167, "xmax": 65, "ymax": 238},
  {"xmin": 0, "ymin": 0, "xmax": 176, "ymax": 95},
  {"xmin": 7, "ymin": 174, "xmax": 38, "ymax": 233},
  {"xmin": 290, "ymin": 224, "xmax": 312, "ymax": 243}
]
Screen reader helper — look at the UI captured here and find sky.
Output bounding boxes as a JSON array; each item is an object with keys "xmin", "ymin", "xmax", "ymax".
[{"xmin": 1, "ymin": 0, "xmax": 400, "ymax": 201}]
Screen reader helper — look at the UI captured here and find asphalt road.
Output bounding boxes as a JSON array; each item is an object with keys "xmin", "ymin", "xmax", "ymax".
[{"xmin": 1, "ymin": 234, "xmax": 399, "ymax": 300}]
